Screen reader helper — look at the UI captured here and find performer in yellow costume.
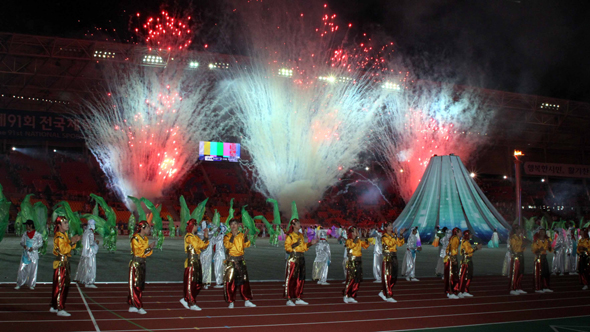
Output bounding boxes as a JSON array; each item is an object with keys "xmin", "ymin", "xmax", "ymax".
[
  {"xmin": 458, "ymin": 230, "xmax": 482, "ymax": 298},
  {"xmin": 378, "ymin": 223, "xmax": 405, "ymax": 303},
  {"xmin": 532, "ymin": 228, "xmax": 553, "ymax": 293},
  {"xmin": 128, "ymin": 221, "xmax": 155, "ymax": 314},
  {"xmin": 509, "ymin": 225, "xmax": 527, "ymax": 295},
  {"xmin": 50, "ymin": 216, "xmax": 81, "ymax": 317},
  {"xmin": 284, "ymin": 219, "xmax": 318, "ymax": 306},
  {"xmin": 444, "ymin": 227, "xmax": 461, "ymax": 299},
  {"xmin": 343, "ymin": 226, "xmax": 370, "ymax": 303},
  {"xmin": 180, "ymin": 219, "xmax": 209, "ymax": 311},
  {"xmin": 223, "ymin": 219, "xmax": 256, "ymax": 308},
  {"xmin": 577, "ymin": 227, "xmax": 590, "ymax": 290}
]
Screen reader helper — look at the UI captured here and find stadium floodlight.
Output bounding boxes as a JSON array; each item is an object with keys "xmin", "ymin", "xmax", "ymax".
[
  {"xmin": 278, "ymin": 68, "xmax": 293, "ymax": 77},
  {"xmin": 365, "ymin": 166, "xmax": 370, "ymax": 171},
  {"xmin": 208, "ymin": 62, "xmax": 229, "ymax": 70},
  {"xmin": 12, "ymin": 147, "xmax": 16, "ymax": 151},
  {"xmin": 470, "ymin": 172, "xmax": 476, "ymax": 178},
  {"xmin": 189, "ymin": 61, "xmax": 199, "ymax": 69},
  {"xmin": 382, "ymin": 81, "xmax": 401, "ymax": 91},
  {"xmin": 318, "ymin": 76, "xmax": 336, "ymax": 83},
  {"xmin": 94, "ymin": 50, "xmax": 116, "ymax": 59},
  {"xmin": 53, "ymin": 149, "xmax": 57, "ymax": 153},
  {"xmin": 143, "ymin": 55, "xmax": 164, "ymax": 64}
]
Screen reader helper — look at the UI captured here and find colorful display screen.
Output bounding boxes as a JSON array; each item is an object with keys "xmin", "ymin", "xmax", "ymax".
[{"xmin": 199, "ymin": 141, "xmax": 241, "ymax": 162}]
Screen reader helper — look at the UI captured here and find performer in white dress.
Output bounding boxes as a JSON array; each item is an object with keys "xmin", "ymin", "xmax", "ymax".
[
  {"xmin": 199, "ymin": 221, "xmax": 213, "ymax": 289},
  {"xmin": 402, "ymin": 227, "xmax": 421, "ymax": 281},
  {"xmin": 372, "ymin": 228, "xmax": 383, "ymax": 283},
  {"xmin": 564, "ymin": 226, "xmax": 578, "ymax": 275},
  {"xmin": 436, "ymin": 227, "xmax": 450, "ymax": 277},
  {"xmin": 551, "ymin": 227, "xmax": 565, "ymax": 275},
  {"xmin": 75, "ymin": 219, "xmax": 100, "ymax": 288},
  {"xmin": 313, "ymin": 229, "xmax": 331, "ymax": 285},
  {"xmin": 212, "ymin": 224, "xmax": 227, "ymax": 288},
  {"xmin": 15, "ymin": 220, "xmax": 43, "ymax": 290}
]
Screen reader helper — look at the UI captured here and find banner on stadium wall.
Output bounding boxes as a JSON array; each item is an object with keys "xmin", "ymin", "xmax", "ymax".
[
  {"xmin": 0, "ymin": 109, "xmax": 83, "ymax": 140},
  {"xmin": 524, "ymin": 161, "xmax": 590, "ymax": 178},
  {"xmin": 198, "ymin": 141, "xmax": 240, "ymax": 162}
]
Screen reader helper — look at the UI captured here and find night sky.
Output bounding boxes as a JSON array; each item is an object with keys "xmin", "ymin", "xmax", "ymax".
[{"xmin": 2, "ymin": 0, "xmax": 589, "ymax": 102}]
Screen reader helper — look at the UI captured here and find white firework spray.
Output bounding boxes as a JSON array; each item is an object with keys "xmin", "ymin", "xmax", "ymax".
[{"xmin": 219, "ymin": 1, "xmax": 391, "ymax": 213}]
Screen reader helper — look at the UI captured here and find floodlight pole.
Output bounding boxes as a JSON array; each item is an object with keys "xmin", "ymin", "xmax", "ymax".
[{"xmin": 514, "ymin": 151, "xmax": 524, "ymax": 227}]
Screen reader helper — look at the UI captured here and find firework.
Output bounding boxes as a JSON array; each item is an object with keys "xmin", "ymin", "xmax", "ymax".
[
  {"xmin": 219, "ymin": 1, "xmax": 391, "ymax": 213},
  {"xmin": 78, "ymin": 10, "xmax": 225, "ymax": 207},
  {"xmin": 375, "ymin": 81, "xmax": 494, "ymax": 201}
]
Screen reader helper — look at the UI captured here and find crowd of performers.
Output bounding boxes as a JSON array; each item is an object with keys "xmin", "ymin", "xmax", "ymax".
[{"xmin": 12, "ymin": 213, "xmax": 590, "ymax": 317}]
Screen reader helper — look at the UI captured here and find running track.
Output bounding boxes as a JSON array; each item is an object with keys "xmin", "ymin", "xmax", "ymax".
[{"xmin": 1, "ymin": 275, "xmax": 588, "ymax": 332}]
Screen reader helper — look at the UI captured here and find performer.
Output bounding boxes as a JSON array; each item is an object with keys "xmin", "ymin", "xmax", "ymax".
[
  {"xmin": 378, "ymin": 223, "xmax": 405, "ymax": 303},
  {"xmin": 284, "ymin": 219, "xmax": 318, "ymax": 306},
  {"xmin": 313, "ymin": 228, "xmax": 331, "ymax": 285},
  {"xmin": 532, "ymin": 228, "xmax": 553, "ymax": 293},
  {"xmin": 372, "ymin": 228, "xmax": 383, "ymax": 283},
  {"xmin": 75, "ymin": 219, "xmax": 100, "ymax": 288},
  {"xmin": 444, "ymin": 227, "xmax": 461, "ymax": 299},
  {"xmin": 509, "ymin": 225, "xmax": 527, "ymax": 295},
  {"xmin": 488, "ymin": 229, "xmax": 500, "ymax": 248},
  {"xmin": 15, "ymin": 220, "xmax": 43, "ymax": 290},
  {"xmin": 551, "ymin": 226, "xmax": 565, "ymax": 275},
  {"xmin": 223, "ymin": 219, "xmax": 256, "ymax": 308},
  {"xmin": 436, "ymin": 227, "xmax": 450, "ymax": 278},
  {"xmin": 565, "ymin": 226, "xmax": 578, "ymax": 275},
  {"xmin": 432, "ymin": 226, "xmax": 442, "ymax": 247},
  {"xmin": 212, "ymin": 224, "xmax": 227, "ymax": 288},
  {"xmin": 180, "ymin": 219, "xmax": 209, "ymax": 311},
  {"xmin": 50, "ymin": 217, "xmax": 81, "ymax": 317},
  {"xmin": 577, "ymin": 227, "xmax": 589, "ymax": 290},
  {"xmin": 502, "ymin": 237, "xmax": 513, "ymax": 277},
  {"xmin": 128, "ymin": 221, "xmax": 155, "ymax": 314},
  {"xmin": 341, "ymin": 229, "xmax": 348, "ymax": 283},
  {"xmin": 458, "ymin": 230, "xmax": 482, "ymax": 298},
  {"xmin": 402, "ymin": 227, "xmax": 421, "ymax": 281},
  {"xmin": 343, "ymin": 226, "xmax": 370, "ymax": 303},
  {"xmin": 199, "ymin": 221, "xmax": 213, "ymax": 289}
]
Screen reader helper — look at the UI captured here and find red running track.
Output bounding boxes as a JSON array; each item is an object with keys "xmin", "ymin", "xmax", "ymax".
[{"xmin": 0, "ymin": 275, "xmax": 588, "ymax": 332}]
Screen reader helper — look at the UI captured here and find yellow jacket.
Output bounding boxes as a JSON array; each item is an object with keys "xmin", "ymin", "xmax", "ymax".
[
  {"xmin": 131, "ymin": 233, "xmax": 153, "ymax": 258},
  {"xmin": 184, "ymin": 233, "xmax": 209, "ymax": 254},
  {"xmin": 53, "ymin": 231, "xmax": 76, "ymax": 269},
  {"xmin": 382, "ymin": 233, "xmax": 404, "ymax": 253},
  {"xmin": 346, "ymin": 238, "xmax": 370, "ymax": 257},
  {"xmin": 577, "ymin": 238, "xmax": 590, "ymax": 255},
  {"xmin": 285, "ymin": 232, "xmax": 310, "ymax": 253},
  {"xmin": 510, "ymin": 234, "xmax": 524, "ymax": 253},
  {"xmin": 447, "ymin": 236, "xmax": 460, "ymax": 256},
  {"xmin": 532, "ymin": 238, "xmax": 552, "ymax": 255},
  {"xmin": 460, "ymin": 240, "xmax": 475, "ymax": 258},
  {"xmin": 224, "ymin": 232, "xmax": 250, "ymax": 257}
]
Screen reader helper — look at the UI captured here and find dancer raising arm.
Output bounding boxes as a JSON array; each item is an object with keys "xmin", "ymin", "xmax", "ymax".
[
  {"xmin": 458, "ymin": 230, "xmax": 482, "ymax": 298},
  {"xmin": 378, "ymin": 223, "xmax": 405, "ymax": 303},
  {"xmin": 343, "ymin": 226, "xmax": 370, "ymax": 303},
  {"xmin": 180, "ymin": 219, "xmax": 209, "ymax": 311},
  {"xmin": 128, "ymin": 221, "xmax": 156, "ymax": 314},
  {"xmin": 223, "ymin": 219, "xmax": 256, "ymax": 308},
  {"xmin": 284, "ymin": 219, "xmax": 318, "ymax": 306},
  {"xmin": 50, "ymin": 217, "xmax": 81, "ymax": 317}
]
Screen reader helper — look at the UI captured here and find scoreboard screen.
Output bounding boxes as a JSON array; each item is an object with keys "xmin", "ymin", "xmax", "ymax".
[{"xmin": 199, "ymin": 141, "xmax": 241, "ymax": 162}]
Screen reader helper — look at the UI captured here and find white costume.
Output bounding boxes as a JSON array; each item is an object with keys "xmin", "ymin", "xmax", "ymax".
[
  {"xmin": 372, "ymin": 230, "xmax": 383, "ymax": 282},
  {"xmin": 551, "ymin": 228, "xmax": 566, "ymax": 275},
  {"xmin": 502, "ymin": 240, "xmax": 512, "ymax": 276},
  {"xmin": 564, "ymin": 227, "xmax": 578, "ymax": 274},
  {"xmin": 402, "ymin": 230, "xmax": 419, "ymax": 280},
  {"xmin": 16, "ymin": 230, "xmax": 43, "ymax": 289},
  {"xmin": 313, "ymin": 229, "xmax": 331, "ymax": 284},
  {"xmin": 75, "ymin": 220, "xmax": 99, "ymax": 286},
  {"xmin": 341, "ymin": 230, "xmax": 348, "ymax": 281},
  {"xmin": 488, "ymin": 231, "xmax": 500, "ymax": 248},
  {"xmin": 436, "ymin": 230, "xmax": 451, "ymax": 276},
  {"xmin": 199, "ymin": 221, "xmax": 213, "ymax": 287},
  {"xmin": 212, "ymin": 224, "xmax": 227, "ymax": 288}
]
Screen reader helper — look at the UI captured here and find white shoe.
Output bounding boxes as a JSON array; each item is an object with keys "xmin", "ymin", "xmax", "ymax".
[
  {"xmin": 571, "ymin": 272, "xmax": 579, "ymax": 275},
  {"xmin": 190, "ymin": 305, "xmax": 201, "ymax": 311},
  {"xmin": 447, "ymin": 294, "xmax": 459, "ymax": 299},
  {"xmin": 244, "ymin": 300, "xmax": 256, "ymax": 307},
  {"xmin": 138, "ymin": 308, "xmax": 147, "ymax": 315},
  {"xmin": 543, "ymin": 289, "xmax": 553, "ymax": 293},
  {"xmin": 180, "ymin": 298, "xmax": 189, "ymax": 309},
  {"xmin": 386, "ymin": 297, "xmax": 397, "ymax": 303},
  {"xmin": 295, "ymin": 299, "xmax": 308, "ymax": 305},
  {"xmin": 318, "ymin": 281, "xmax": 330, "ymax": 285},
  {"xmin": 343, "ymin": 296, "xmax": 349, "ymax": 303},
  {"xmin": 49, "ymin": 308, "xmax": 58, "ymax": 313},
  {"xmin": 85, "ymin": 284, "xmax": 98, "ymax": 289},
  {"xmin": 457, "ymin": 293, "xmax": 465, "ymax": 298},
  {"xmin": 214, "ymin": 285, "xmax": 224, "ymax": 288},
  {"xmin": 535, "ymin": 290, "xmax": 544, "ymax": 293},
  {"xmin": 57, "ymin": 310, "xmax": 71, "ymax": 317},
  {"xmin": 517, "ymin": 289, "xmax": 527, "ymax": 294},
  {"xmin": 373, "ymin": 280, "xmax": 382, "ymax": 283},
  {"xmin": 348, "ymin": 297, "xmax": 358, "ymax": 303},
  {"xmin": 342, "ymin": 281, "xmax": 346, "ymax": 284},
  {"xmin": 14, "ymin": 286, "xmax": 20, "ymax": 290},
  {"xmin": 410, "ymin": 277, "xmax": 420, "ymax": 282},
  {"xmin": 228, "ymin": 303, "xmax": 234, "ymax": 309},
  {"xmin": 129, "ymin": 307, "xmax": 139, "ymax": 313},
  {"xmin": 462, "ymin": 293, "xmax": 473, "ymax": 297},
  {"xmin": 204, "ymin": 285, "xmax": 209, "ymax": 290},
  {"xmin": 510, "ymin": 290, "xmax": 520, "ymax": 296},
  {"xmin": 582, "ymin": 285, "xmax": 588, "ymax": 290},
  {"xmin": 378, "ymin": 291, "xmax": 387, "ymax": 301},
  {"xmin": 29, "ymin": 287, "xmax": 34, "ymax": 290},
  {"xmin": 406, "ymin": 277, "xmax": 411, "ymax": 281},
  {"xmin": 286, "ymin": 300, "xmax": 295, "ymax": 306}
]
